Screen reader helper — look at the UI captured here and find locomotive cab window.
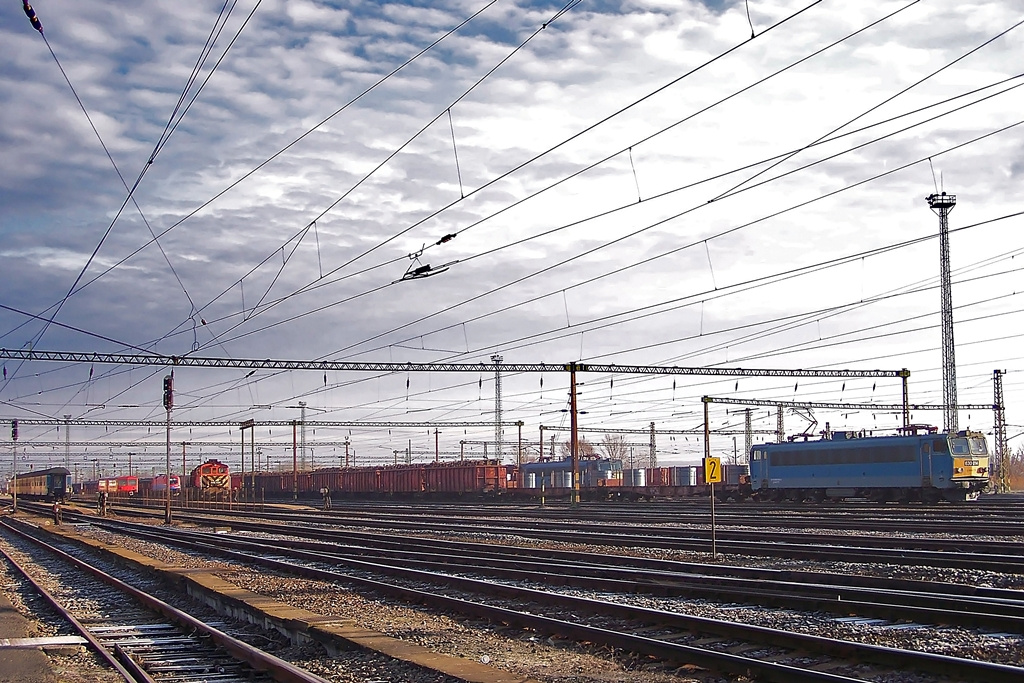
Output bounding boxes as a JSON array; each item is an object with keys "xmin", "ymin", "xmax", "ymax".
[
  {"xmin": 949, "ymin": 438, "xmax": 970, "ymax": 455},
  {"xmin": 932, "ymin": 439, "xmax": 948, "ymax": 453},
  {"xmin": 968, "ymin": 437, "xmax": 988, "ymax": 455}
]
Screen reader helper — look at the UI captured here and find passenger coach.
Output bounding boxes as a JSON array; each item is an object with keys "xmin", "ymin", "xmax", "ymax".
[
  {"xmin": 11, "ymin": 466, "xmax": 71, "ymax": 502},
  {"xmin": 749, "ymin": 428, "xmax": 990, "ymax": 502}
]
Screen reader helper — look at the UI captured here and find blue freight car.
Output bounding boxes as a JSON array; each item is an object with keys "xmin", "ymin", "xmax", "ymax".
[
  {"xmin": 11, "ymin": 466, "xmax": 72, "ymax": 502},
  {"xmin": 749, "ymin": 429, "xmax": 990, "ymax": 502}
]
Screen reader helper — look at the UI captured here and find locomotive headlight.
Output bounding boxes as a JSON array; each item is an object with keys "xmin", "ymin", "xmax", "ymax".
[
  {"xmin": 979, "ymin": 467, "xmax": 987, "ymax": 474},
  {"xmin": 955, "ymin": 467, "xmax": 963, "ymax": 473}
]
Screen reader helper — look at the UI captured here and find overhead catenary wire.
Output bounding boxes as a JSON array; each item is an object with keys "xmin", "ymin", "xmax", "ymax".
[
  {"xmin": 121, "ymin": 0, "xmax": 826, "ymax": 358},
  {"xmin": 708, "ymin": 12, "xmax": 1024, "ymax": 203},
  {"xmin": 9, "ymin": 0, "xmax": 503, "ymax": 348},
  {"xmin": 314, "ymin": 119, "xmax": 1024, "ymax": 363},
  {"xmin": 28, "ymin": 0, "xmax": 966, "ymax": 371},
  {"xmin": 4, "ymin": 0, "xmax": 260, "ymax": 399},
  {"xmin": 6, "ymin": 3, "xmax": 1020, "ymax": 437}
]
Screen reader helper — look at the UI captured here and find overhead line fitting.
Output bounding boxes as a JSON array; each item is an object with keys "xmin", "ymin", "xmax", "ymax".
[
  {"xmin": 396, "ymin": 242, "xmax": 459, "ymax": 283},
  {"xmin": 22, "ymin": 2, "xmax": 43, "ymax": 33}
]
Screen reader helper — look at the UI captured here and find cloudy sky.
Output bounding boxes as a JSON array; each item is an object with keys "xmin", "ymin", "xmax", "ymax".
[{"xmin": 1, "ymin": 0, "xmax": 1022, "ymax": 475}]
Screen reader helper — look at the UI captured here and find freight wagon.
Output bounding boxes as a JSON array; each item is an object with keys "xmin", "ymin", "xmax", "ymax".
[{"xmin": 248, "ymin": 461, "xmax": 507, "ymax": 500}]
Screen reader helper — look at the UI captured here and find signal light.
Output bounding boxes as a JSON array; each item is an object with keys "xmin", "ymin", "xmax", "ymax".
[
  {"xmin": 162, "ymin": 375, "xmax": 174, "ymax": 410},
  {"xmin": 11, "ymin": 419, "xmax": 17, "ymax": 441}
]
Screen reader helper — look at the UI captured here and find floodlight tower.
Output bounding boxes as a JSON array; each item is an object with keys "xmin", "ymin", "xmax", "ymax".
[
  {"xmin": 926, "ymin": 191, "xmax": 958, "ymax": 433},
  {"xmin": 491, "ymin": 355, "xmax": 503, "ymax": 462}
]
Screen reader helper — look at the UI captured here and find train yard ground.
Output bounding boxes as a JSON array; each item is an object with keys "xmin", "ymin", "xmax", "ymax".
[{"xmin": 2, "ymin": 494, "xmax": 1024, "ymax": 682}]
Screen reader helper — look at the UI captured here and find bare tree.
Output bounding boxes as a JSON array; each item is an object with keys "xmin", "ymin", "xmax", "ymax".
[
  {"xmin": 1010, "ymin": 444, "xmax": 1024, "ymax": 492},
  {"xmin": 600, "ymin": 434, "xmax": 628, "ymax": 461},
  {"xmin": 558, "ymin": 437, "xmax": 597, "ymax": 458}
]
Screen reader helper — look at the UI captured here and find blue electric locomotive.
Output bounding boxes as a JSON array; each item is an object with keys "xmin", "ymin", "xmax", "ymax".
[{"xmin": 749, "ymin": 429, "xmax": 989, "ymax": 502}]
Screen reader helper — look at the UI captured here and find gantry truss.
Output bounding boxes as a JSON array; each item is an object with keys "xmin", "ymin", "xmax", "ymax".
[
  {"xmin": 5, "ymin": 418, "xmax": 522, "ymax": 429},
  {"xmin": 0, "ymin": 349, "xmax": 906, "ymax": 379},
  {"xmin": 703, "ymin": 395, "xmax": 997, "ymax": 443}
]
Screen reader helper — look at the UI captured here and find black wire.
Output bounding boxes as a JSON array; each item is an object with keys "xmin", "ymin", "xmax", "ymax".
[
  {"xmin": 3, "ymin": 2, "xmax": 257, "ymax": 396},
  {"xmin": 709, "ymin": 13, "xmax": 1024, "ymax": 202},
  {"xmin": 150, "ymin": 70, "xmax": 1023, "ymax": 352},
  {"xmin": 322, "ymin": 119, "xmax": 1024, "ymax": 360},
  {"xmin": 37, "ymin": 0, "xmax": 502, "ymax": 351},
  {"xmin": 149, "ymin": 0, "xmax": 823, "ymax": 353}
]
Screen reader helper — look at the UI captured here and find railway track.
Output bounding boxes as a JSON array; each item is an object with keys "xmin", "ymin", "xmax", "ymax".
[
  {"xmin": 342, "ymin": 498, "xmax": 1024, "ymax": 536},
  {"xmin": 105, "ymin": 502, "xmax": 1024, "ymax": 572},
  {"xmin": 60, "ymin": 511, "xmax": 1024, "ymax": 683},
  {"xmin": 0, "ymin": 518, "xmax": 330, "ymax": 683},
  {"xmin": 97, "ymin": 513, "xmax": 1024, "ymax": 630}
]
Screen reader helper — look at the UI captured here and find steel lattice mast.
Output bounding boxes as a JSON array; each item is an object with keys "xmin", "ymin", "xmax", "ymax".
[
  {"xmin": 927, "ymin": 191, "xmax": 958, "ymax": 433},
  {"xmin": 744, "ymin": 408, "xmax": 752, "ymax": 461},
  {"xmin": 492, "ymin": 354, "xmax": 503, "ymax": 462},
  {"xmin": 994, "ymin": 369, "xmax": 1009, "ymax": 493}
]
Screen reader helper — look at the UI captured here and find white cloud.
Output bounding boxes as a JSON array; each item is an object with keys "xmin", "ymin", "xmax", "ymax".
[{"xmin": 1, "ymin": 0, "xmax": 1022, "ymax": 466}]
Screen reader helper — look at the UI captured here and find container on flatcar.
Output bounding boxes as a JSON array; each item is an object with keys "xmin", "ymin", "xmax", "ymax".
[
  {"xmin": 670, "ymin": 466, "xmax": 697, "ymax": 487},
  {"xmin": 645, "ymin": 467, "xmax": 671, "ymax": 487},
  {"xmin": 623, "ymin": 468, "xmax": 646, "ymax": 487},
  {"xmin": 723, "ymin": 464, "xmax": 749, "ymax": 486}
]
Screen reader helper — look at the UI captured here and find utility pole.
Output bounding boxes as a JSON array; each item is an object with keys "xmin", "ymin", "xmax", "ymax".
[
  {"xmin": 162, "ymin": 373, "xmax": 173, "ymax": 524},
  {"xmin": 298, "ymin": 401, "xmax": 308, "ymax": 469},
  {"xmin": 63, "ymin": 414, "xmax": 71, "ymax": 473},
  {"xmin": 344, "ymin": 437, "xmax": 350, "ymax": 467},
  {"xmin": 927, "ymin": 190, "xmax": 958, "ymax": 433},
  {"xmin": 569, "ymin": 362, "xmax": 579, "ymax": 505},
  {"xmin": 434, "ymin": 428, "xmax": 440, "ymax": 463},
  {"xmin": 994, "ymin": 369, "xmax": 1009, "ymax": 493},
  {"xmin": 744, "ymin": 409, "xmax": 752, "ymax": 463},
  {"xmin": 517, "ymin": 421, "xmax": 523, "ymax": 467},
  {"xmin": 11, "ymin": 420, "xmax": 18, "ymax": 513},
  {"xmin": 491, "ymin": 355, "xmax": 503, "ymax": 462},
  {"xmin": 291, "ymin": 420, "xmax": 298, "ymax": 500},
  {"xmin": 649, "ymin": 422, "xmax": 656, "ymax": 468}
]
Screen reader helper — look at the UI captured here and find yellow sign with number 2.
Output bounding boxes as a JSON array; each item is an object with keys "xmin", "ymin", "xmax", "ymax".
[{"xmin": 704, "ymin": 457, "xmax": 722, "ymax": 484}]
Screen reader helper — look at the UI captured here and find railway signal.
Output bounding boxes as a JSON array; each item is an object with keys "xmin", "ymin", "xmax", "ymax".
[{"xmin": 163, "ymin": 374, "xmax": 173, "ymax": 524}]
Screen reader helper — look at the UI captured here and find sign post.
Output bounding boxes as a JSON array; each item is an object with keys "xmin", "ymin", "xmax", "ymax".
[{"xmin": 704, "ymin": 456, "xmax": 722, "ymax": 558}]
